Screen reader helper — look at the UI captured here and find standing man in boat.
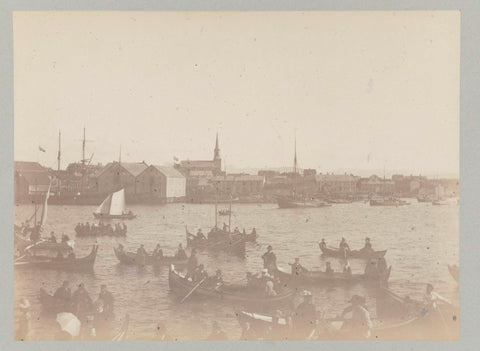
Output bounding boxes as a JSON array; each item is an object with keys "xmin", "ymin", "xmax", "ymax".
[
  {"xmin": 54, "ymin": 281, "xmax": 72, "ymax": 310},
  {"xmin": 339, "ymin": 237, "xmax": 350, "ymax": 256},
  {"xmin": 341, "ymin": 295, "xmax": 372, "ymax": 339},
  {"xmin": 293, "ymin": 290, "xmax": 317, "ymax": 339},
  {"xmin": 363, "ymin": 237, "xmax": 373, "ymax": 251},
  {"xmin": 72, "ymin": 283, "xmax": 93, "ymax": 319},
  {"xmin": 290, "ymin": 258, "xmax": 305, "ymax": 277},
  {"xmin": 175, "ymin": 243, "xmax": 187, "ymax": 260},
  {"xmin": 262, "ymin": 245, "xmax": 277, "ymax": 270},
  {"xmin": 152, "ymin": 244, "xmax": 164, "ymax": 260},
  {"xmin": 186, "ymin": 249, "xmax": 198, "ymax": 279},
  {"xmin": 98, "ymin": 284, "xmax": 114, "ymax": 316},
  {"xmin": 319, "ymin": 238, "xmax": 327, "ymax": 251}
]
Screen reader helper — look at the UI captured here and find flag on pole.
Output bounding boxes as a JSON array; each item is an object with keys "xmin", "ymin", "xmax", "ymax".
[{"xmin": 39, "ymin": 146, "xmax": 46, "ymax": 152}]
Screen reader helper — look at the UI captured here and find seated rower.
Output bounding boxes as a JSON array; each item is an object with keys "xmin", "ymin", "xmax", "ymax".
[
  {"xmin": 175, "ymin": 243, "xmax": 187, "ymax": 260},
  {"xmin": 262, "ymin": 245, "xmax": 277, "ymax": 270},
  {"xmin": 319, "ymin": 238, "xmax": 327, "ymax": 250},
  {"xmin": 49, "ymin": 232, "xmax": 57, "ymax": 243},
  {"xmin": 196, "ymin": 229, "xmax": 206, "ymax": 240},
  {"xmin": 208, "ymin": 269, "xmax": 224, "ymax": 286},
  {"xmin": 153, "ymin": 244, "xmax": 164, "ymax": 259},
  {"xmin": 363, "ymin": 237, "xmax": 372, "ymax": 250},
  {"xmin": 193, "ymin": 264, "xmax": 208, "ymax": 283},
  {"xmin": 325, "ymin": 262, "xmax": 334, "ymax": 275},
  {"xmin": 339, "ymin": 237, "xmax": 350, "ymax": 255},
  {"xmin": 137, "ymin": 244, "xmax": 148, "ymax": 257},
  {"xmin": 341, "ymin": 295, "xmax": 372, "ymax": 339}
]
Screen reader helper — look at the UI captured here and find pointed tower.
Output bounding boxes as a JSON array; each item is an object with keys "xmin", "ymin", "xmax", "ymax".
[{"xmin": 213, "ymin": 133, "xmax": 222, "ymax": 174}]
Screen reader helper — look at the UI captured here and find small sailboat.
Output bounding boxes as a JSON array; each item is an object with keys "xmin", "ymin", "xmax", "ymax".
[{"xmin": 93, "ymin": 189, "xmax": 136, "ymax": 219}]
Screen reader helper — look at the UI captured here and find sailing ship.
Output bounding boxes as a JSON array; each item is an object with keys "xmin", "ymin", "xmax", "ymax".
[
  {"xmin": 276, "ymin": 135, "xmax": 330, "ymax": 209},
  {"xmin": 93, "ymin": 189, "xmax": 136, "ymax": 219}
]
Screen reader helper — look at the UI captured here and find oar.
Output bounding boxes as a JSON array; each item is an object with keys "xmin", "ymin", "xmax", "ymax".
[{"xmin": 180, "ymin": 277, "xmax": 207, "ymax": 304}]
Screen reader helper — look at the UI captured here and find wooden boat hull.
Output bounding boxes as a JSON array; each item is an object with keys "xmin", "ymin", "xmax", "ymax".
[
  {"xmin": 277, "ymin": 196, "xmax": 331, "ymax": 209},
  {"xmin": 448, "ymin": 265, "xmax": 459, "ymax": 283},
  {"xmin": 93, "ymin": 213, "xmax": 136, "ymax": 220},
  {"xmin": 274, "ymin": 265, "xmax": 391, "ymax": 286},
  {"xmin": 169, "ymin": 265, "xmax": 294, "ymax": 306},
  {"xmin": 236, "ymin": 310, "xmax": 292, "ymax": 340},
  {"xmin": 319, "ymin": 244, "xmax": 387, "ymax": 259},
  {"xmin": 15, "ymin": 245, "xmax": 98, "ymax": 271},
  {"xmin": 75, "ymin": 225, "xmax": 127, "ymax": 237},
  {"xmin": 186, "ymin": 229, "xmax": 246, "ymax": 255},
  {"xmin": 113, "ymin": 247, "xmax": 188, "ymax": 266}
]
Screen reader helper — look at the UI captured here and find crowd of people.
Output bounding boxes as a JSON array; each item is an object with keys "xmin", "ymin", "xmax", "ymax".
[{"xmin": 75, "ymin": 222, "xmax": 127, "ymax": 237}]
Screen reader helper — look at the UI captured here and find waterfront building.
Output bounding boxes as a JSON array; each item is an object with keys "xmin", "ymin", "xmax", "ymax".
[
  {"xmin": 176, "ymin": 134, "xmax": 222, "ymax": 177},
  {"xmin": 14, "ymin": 161, "xmax": 51, "ymax": 203},
  {"xmin": 136, "ymin": 165, "xmax": 186, "ymax": 203},
  {"xmin": 93, "ymin": 161, "xmax": 148, "ymax": 199},
  {"xmin": 315, "ymin": 173, "xmax": 359, "ymax": 198}
]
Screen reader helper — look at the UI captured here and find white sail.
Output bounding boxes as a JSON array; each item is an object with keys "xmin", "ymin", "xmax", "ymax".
[
  {"xmin": 109, "ymin": 189, "xmax": 126, "ymax": 216},
  {"xmin": 40, "ymin": 180, "xmax": 52, "ymax": 227},
  {"xmin": 95, "ymin": 194, "xmax": 112, "ymax": 215}
]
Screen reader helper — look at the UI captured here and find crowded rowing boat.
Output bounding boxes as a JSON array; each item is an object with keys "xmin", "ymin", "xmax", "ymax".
[
  {"xmin": 75, "ymin": 222, "xmax": 127, "ymax": 237},
  {"xmin": 319, "ymin": 237, "xmax": 387, "ymax": 259},
  {"xmin": 113, "ymin": 243, "xmax": 189, "ymax": 266}
]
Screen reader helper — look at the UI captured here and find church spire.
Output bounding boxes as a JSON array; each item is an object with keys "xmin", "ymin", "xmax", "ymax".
[{"xmin": 214, "ymin": 133, "xmax": 220, "ymax": 160}]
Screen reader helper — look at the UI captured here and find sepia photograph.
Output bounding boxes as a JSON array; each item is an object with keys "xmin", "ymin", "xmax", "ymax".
[{"xmin": 13, "ymin": 11, "xmax": 459, "ymax": 341}]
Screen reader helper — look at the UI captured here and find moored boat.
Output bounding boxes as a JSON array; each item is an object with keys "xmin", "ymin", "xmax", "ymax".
[
  {"xmin": 113, "ymin": 247, "xmax": 188, "ymax": 266},
  {"xmin": 319, "ymin": 244, "xmax": 387, "ymax": 259},
  {"xmin": 93, "ymin": 189, "xmax": 136, "ymax": 219},
  {"xmin": 274, "ymin": 265, "xmax": 391, "ymax": 286},
  {"xmin": 169, "ymin": 265, "xmax": 294, "ymax": 306},
  {"xmin": 369, "ymin": 197, "xmax": 409, "ymax": 206},
  {"xmin": 218, "ymin": 209, "xmax": 232, "ymax": 216},
  {"xmin": 277, "ymin": 195, "xmax": 332, "ymax": 209},
  {"xmin": 236, "ymin": 310, "xmax": 293, "ymax": 340},
  {"xmin": 185, "ymin": 227, "xmax": 246, "ymax": 255},
  {"xmin": 15, "ymin": 245, "xmax": 98, "ymax": 271}
]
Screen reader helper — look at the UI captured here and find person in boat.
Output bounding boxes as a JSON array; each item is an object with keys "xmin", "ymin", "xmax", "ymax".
[
  {"xmin": 319, "ymin": 238, "xmax": 327, "ymax": 250},
  {"xmin": 208, "ymin": 269, "xmax": 224, "ymax": 286},
  {"xmin": 293, "ymin": 290, "xmax": 317, "ymax": 339},
  {"xmin": 61, "ymin": 234, "xmax": 70, "ymax": 243},
  {"xmin": 175, "ymin": 243, "xmax": 187, "ymax": 260},
  {"xmin": 196, "ymin": 229, "xmax": 206, "ymax": 240},
  {"xmin": 193, "ymin": 264, "xmax": 209, "ymax": 284},
  {"xmin": 265, "ymin": 280, "xmax": 277, "ymax": 297},
  {"xmin": 154, "ymin": 322, "xmax": 172, "ymax": 341},
  {"xmin": 152, "ymin": 244, "xmax": 164, "ymax": 259},
  {"xmin": 343, "ymin": 262, "xmax": 352, "ymax": 276},
  {"xmin": 363, "ymin": 237, "xmax": 373, "ymax": 251},
  {"xmin": 423, "ymin": 283, "xmax": 451, "ymax": 311},
  {"xmin": 49, "ymin": 231, "xmax": 57, "ymax": 243},
  {"xmin": 98, "ymin": 284, "xmax": 114, "ymax": 316},
  {"xmin": 206, "ymin": 321, "xmax": 228, "ymax": 340},
  {"xmin": 53, "ymin": 281, "xmax": 72, "ymax": 307},
  {"xmin": 17, "ymin": 298, "xmax": 31, "ymax": 341},
  {"xmin": 290, "ymin": 257, "xmax": 305, "ymax": 277},
  {"xmin": 137, "ymin": 244, "xmax": 148, "ymax": 257},
  {"xmin": 262, "ymin": 245, "xmax": 277, "ymax": 270},
  {"xmin": 325, "ymin": 262, "xmax": 334, "ymax": 275},
  {"xmin": 251, "ymin": 228, "xmax": 257, "ymax": 236},
  {"xmin": 341, "ymin": 295, "xmax": 372, "ymax": 339},
  {"xmin": 72, "ymin": 283, "xmax": 93, "ymax": 318},
  {"xmin": 339, "ymin": 237, "xmax": 350, "ymax": 255},
  {"xmin": 185, "ymin": 249, "xmax": 198, "ymax": 279}
]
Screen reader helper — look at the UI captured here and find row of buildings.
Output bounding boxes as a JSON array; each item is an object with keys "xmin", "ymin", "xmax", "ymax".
[{"xmin": 14, "ymin": 135, "xmax": 459, "ymax": 204}]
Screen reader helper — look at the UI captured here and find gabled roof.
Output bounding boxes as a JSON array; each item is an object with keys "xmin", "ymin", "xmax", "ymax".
[
  {"xmin": 19, "ymin": 171, "xmax": 51, "ymax": 185},
  {"xmin": 14, "ymin": 161, "xmax": 45, "ymax": 172},
  {"xmin": 121, "ymin": 162, "xmax": 148, "ymax": 177},
  {"xmin": 151, "ymin": 165, "xmax": 185, "ymax": 178}
]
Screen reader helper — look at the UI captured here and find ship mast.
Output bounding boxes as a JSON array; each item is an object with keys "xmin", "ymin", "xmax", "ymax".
[
  {"xmin": 293, "ymin": 132, "xmax": 297, "ymax": 199},
  {"xmin": 57, "ymin": 130, "xmax": 61, "ymax": 171}
]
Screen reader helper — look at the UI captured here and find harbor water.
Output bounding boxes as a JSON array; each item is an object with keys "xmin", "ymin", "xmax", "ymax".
[{"xmin": 14, "ymin": 200, "xmax": 459, "ymax": 340}]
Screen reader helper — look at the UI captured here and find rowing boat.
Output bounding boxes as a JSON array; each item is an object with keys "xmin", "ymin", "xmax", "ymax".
[
  {"xmin": 113, "ymin": 247, "xmax": 188, "ymax": 266},
  {"xmin": 236, "ymin": 310, "xmax": 292, "ymax": 340},
  {"xmin": 169, "ymin": 265, "xmax": 294, "ymax": 306},
  {"xmin": 274, "ymin": 265, "xmax": 391, "ymax": 286},
  {"xmin": 15, "ymin": 245, "xmax": 98, "ymax": 271},
  {"xmin": 185, "ymin": 228, "xmax": 246, "ymax": 255},
  {"xmin": 319, "ymin": 244, "xmax": 386, "ymax": 259}
]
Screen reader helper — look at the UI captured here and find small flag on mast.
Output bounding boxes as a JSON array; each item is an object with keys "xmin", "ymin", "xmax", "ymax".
[{"xmin": 39, "ymin": 146, "xmax": 46, "ymax": 152}]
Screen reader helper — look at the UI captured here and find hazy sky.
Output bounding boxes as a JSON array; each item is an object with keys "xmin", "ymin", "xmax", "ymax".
[{"xmin": 14, "ymin": 11, "xmax": 459, "ymax": 176}]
